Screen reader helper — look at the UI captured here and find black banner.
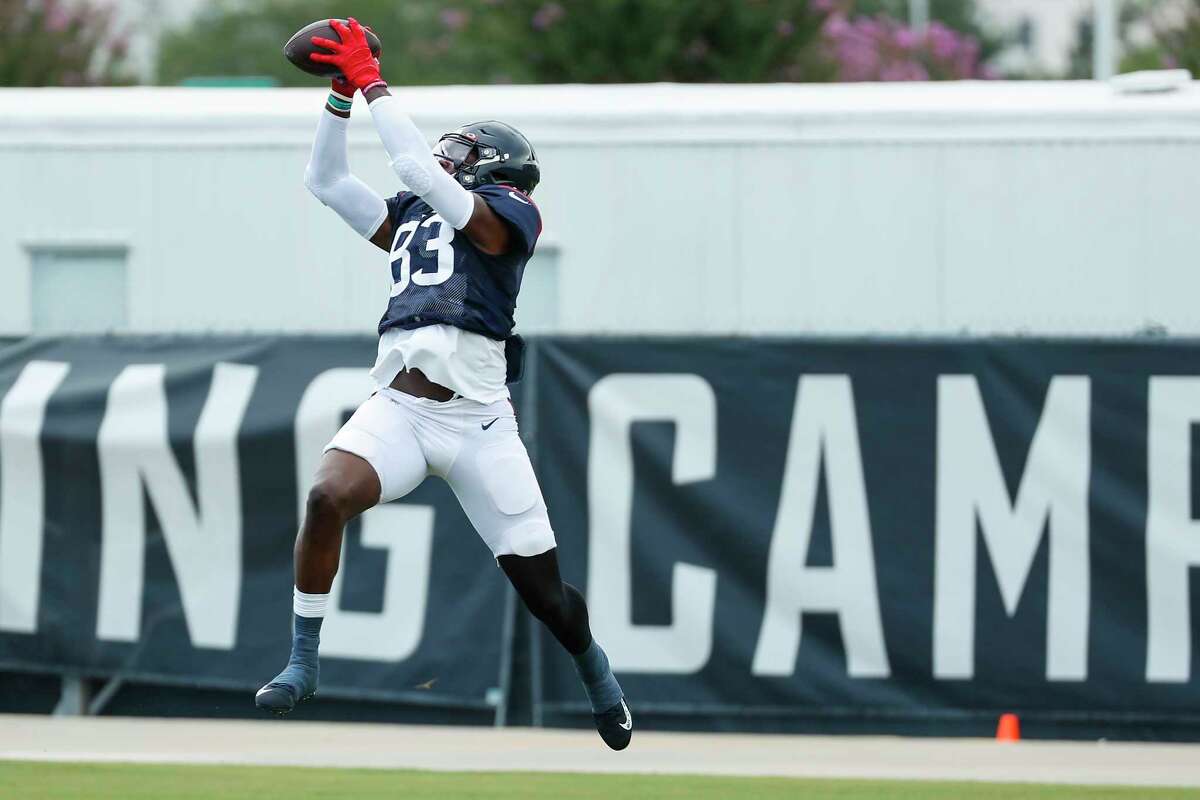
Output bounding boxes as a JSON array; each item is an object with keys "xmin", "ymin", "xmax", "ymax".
[
  {"xmin": 2, "ymin": 336, "xmax": 1199, "ymax": 730},
  {"xmin": 0, "ymin": 337, "xmax": 508, "ymax": 710},
  {"xmin": 533, "ymin": 338, "xmax": 1200, "ymax": 727}
]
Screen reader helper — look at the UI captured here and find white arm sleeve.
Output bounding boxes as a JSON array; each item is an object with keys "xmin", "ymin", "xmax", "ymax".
[
  {"xmin": 304, "ymin": 110, "xmax": 390, "ymax": 240},
  {"xmin": 367, "ymin": 94, "xmax": 476, "ymax": 230}
]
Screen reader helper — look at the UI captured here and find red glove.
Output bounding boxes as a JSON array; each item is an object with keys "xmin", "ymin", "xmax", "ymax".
[
  {"xmin": 310, "ymin": 18, "xmax": 383, "ymax": 92},
  {"xmin": 331, "ymin": 75, "xmax": 355, "ymax": 98}
]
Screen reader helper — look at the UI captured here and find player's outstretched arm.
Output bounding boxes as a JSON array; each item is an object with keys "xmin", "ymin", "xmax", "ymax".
[
  {"xmin": 364, "ymin": 89, "xmax": 512, "ymax": 255},
  {"xmin": 310, "ymin": 19, "xmax": 512, "ymax": 255},
  {"xmin": 303, "ymin": 76, "xmax": 391, "ymax": 249}
]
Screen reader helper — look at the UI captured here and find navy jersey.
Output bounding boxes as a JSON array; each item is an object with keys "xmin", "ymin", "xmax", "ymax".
[{"xmin": 378, "ymin": 183, "xmax": 542, "ymax": 341}]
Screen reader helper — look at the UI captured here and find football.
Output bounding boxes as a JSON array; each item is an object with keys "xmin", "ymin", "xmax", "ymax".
[{"xmin": 283, "ymin": 19, "xmax": 382, "ymax": 78}]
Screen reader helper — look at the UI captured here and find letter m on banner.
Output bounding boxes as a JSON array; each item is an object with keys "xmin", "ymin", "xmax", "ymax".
[{"xmin": 934, "ymin": 375, "xmax": 1090, "ymax": 682}]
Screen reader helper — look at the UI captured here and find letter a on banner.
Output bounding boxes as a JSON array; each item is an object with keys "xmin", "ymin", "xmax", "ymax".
[
  {"xmin": 934, "ymin": 375, "xmax": 1090, "ymax": 681},
  {"xmin": 587, "ymin": 374, "xmax": 718, "ymax": 674},
  {"xmin": 96, "ymin": 363, "xmax": 257, "ymax": 650},
  {"xmin": 752, "ymin": 376, "xmax": 890, "ymax": 679}
]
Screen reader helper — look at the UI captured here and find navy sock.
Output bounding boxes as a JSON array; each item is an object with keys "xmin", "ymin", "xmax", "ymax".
[
  {"xmin": 270, "ymin": 614, "xmax": 322, "ymax": 697},
  {"xmin": 291, "ymin": 615, "xmax": 322, "ymax": 666},
  {"xmin": 572, "ymin": 640, "xmax": 623, "ymax": 714}
]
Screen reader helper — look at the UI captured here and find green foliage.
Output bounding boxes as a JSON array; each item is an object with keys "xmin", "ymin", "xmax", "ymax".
[
  {"xmin": 0, "ymin": 0, "xmax": 131, "ymax": 86},
  {"xmin": 1120, "ymin": 0, "xmax": 1200, "ymax": 75},
  {"xmin": 453, "ymin": 0, "xmax": 833, "ymax": 84},
  {"xmin": 157, "ymin": 0, "xmax": 833, "ymax": 86},
  {"xmin": 157, "ymin": 0, "xmax": 1013, "ymax": 86},
  {"xmin": 157, "ymin": 1, "xmax": 437, "ymax": 87},
  {"xmin": 1063, "ymin": 0, "xmax": 1200, "ymax": 79}
]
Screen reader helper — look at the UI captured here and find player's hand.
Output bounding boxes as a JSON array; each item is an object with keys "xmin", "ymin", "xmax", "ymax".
[
  {"xmin": 310, "ymin": 18, "xmax": 383, "ymax": 91},
  {"xmin": 331, "ymin": 55, "xmax": 378, "ymax": 98},
  {"xmin": 331, "ymin": 74, "xmax": 355, "ymax": 98}
]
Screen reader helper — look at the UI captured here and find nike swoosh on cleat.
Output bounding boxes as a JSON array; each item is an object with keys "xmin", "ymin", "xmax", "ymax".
[
  {"xmin": 482, "ymin": 417, "xmax": 499, "ymax": 430},
  {"xmin": 619, "ymin": 700, "xmax": 632, "ymax": 731}
]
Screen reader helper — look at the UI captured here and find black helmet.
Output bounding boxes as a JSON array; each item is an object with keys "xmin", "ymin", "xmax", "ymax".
[{"xmin": 433, "ymin": 120, "xmax": 540, "ymax": 195}]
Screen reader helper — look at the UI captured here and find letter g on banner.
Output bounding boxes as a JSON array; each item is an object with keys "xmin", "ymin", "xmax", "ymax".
[
  {"xmin": 295, "ymin": 369, "xmax": 433, "ymax": 662},
  {"xmin": 587, "ymin": 374, "xmax": 717, "ymax": 674}
]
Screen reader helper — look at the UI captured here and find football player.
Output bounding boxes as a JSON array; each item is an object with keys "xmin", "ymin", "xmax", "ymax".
[{"xmin": 254, "ymin": 19, "xmax": 631, "ymax": 750}]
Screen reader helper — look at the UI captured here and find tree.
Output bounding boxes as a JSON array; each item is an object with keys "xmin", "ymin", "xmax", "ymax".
[
  {"xmin": 817, "ymin": 0, "xmax": 998, "ymax": 80},
  {"xmin": 450, "ymin": 0, "xmax": 833, "ymax": 84},
  {"xmin": 1061, "ymin": 0, "xmax": 1200, "ymax": 79},
  {"xmin": 158, "ymin": 0, "xmax": 834, "ymax": 86},
  {"xmin": 158, "ymin": 1, "xmax": 421, "ymax": 87},
  {"xmin": 850, "ymin": 0, "xmax": 1007, "ymax": 65},
  {"xmin": 0, "ymin": 0, "xmax": 130, "ymax": 86},
  {"xmin": 1120, "ymin": 0, "xmax": 1200, "ymax": 75},
  {"xmin": 157, "ymin": 0, "xmax": 1001, "ymax": 86}
]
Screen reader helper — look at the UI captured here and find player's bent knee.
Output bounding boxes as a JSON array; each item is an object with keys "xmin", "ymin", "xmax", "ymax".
[{"xmin": 305, "ymin": 481, "xmax": 359, "ymax": 527}]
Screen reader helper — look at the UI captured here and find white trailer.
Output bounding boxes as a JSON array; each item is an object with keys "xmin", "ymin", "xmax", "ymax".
[{"xmin": 0, "ymin": 81, "xmax": 1197, "ymax": 336}]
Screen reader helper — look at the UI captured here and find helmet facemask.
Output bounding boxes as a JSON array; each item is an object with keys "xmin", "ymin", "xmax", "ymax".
[{"xmin": 434, "ymin": 132, "xmax": 505, "ymax": 189}]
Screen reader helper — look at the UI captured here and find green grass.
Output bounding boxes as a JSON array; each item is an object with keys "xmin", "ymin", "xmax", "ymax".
[{"xmin": 0, "ymin": 762, "xmax": 1192, "ymax": 799}]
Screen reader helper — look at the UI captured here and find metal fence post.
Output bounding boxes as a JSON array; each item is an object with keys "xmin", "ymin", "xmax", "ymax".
[
  {"xmin": 520, "ymin": 338, "xmax": 545, "ymax": 728},
  {"xmin": 1093, "ymin": 0, "xmax": 1118, "ymax": 80},
  {"xmin": 494, "ymin": 584, "xmax": 517, "ymax": 728}
]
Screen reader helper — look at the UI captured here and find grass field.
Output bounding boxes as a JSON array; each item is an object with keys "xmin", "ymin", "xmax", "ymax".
[{"xmin": 0, "ymin": 762, "xmax": 1194, "ymax": 800}]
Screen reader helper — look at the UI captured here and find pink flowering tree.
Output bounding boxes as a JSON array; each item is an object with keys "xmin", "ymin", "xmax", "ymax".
[
  {"xmin": 816, "ymin": 0, "xmax": 994, "ymax": 81},
  {"xmin": 455, "ymin": 0, "xmax": 835, "ymax": 84},
  {"xmin": 445, "ymin": 0, "xmax": 998, "ymax": 82},
  {"xmin": 0, "ymin": 0, "xmax": 130, "ymax": 85}
]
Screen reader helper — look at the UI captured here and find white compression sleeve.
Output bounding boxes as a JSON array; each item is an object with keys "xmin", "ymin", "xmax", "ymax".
[
  {"xmin": 304, "ymin": 109, "xmax": 389, "ymax": 239},
  {"xmin": 367, "ymin": 94, "xmax": 475, "ymax": 230}
]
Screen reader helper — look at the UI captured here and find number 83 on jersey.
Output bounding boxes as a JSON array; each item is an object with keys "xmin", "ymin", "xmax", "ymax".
[{"xmin": 389, "ymin": 214, "xmax": 456, "ymax": 297}]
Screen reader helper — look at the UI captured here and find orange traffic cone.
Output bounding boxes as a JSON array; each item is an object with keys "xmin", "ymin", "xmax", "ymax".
[{"xmin": 995, "ymin": 713, "xmax": 1021, "ymax": 742}]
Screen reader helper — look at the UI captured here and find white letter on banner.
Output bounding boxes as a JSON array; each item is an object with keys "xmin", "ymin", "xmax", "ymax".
[
  {"xmin": 752, "ymin": 376, "xmax": 890, "ymax": 678},
  {"xmin": 96, "ymin": 363, "xmax": 257, "ymax": 649},
  {"xmin": 295, "ymin": 368, "xmax": 432, "ymax": 662},
  {"xmin": 934, "ymin": 375, "xmax": 1090, "ymax": 681},
  {"xmin": 0, "ymin": 361, "xmax": 70, "ymax": 633},
  {"xmin": 1146, "ymin": 377, "xmax": 1200, "ymax": 682},
  {"xmin": 587, "ymin": 374, "xmax": 717, "ymax": 674}
]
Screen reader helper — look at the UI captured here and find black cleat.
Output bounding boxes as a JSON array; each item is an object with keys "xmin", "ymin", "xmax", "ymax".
[
  {"xmin": 593, "ymin": 697, "xmax": 633, "ymax": 751},
  {"xmin": 254, "ymin": 682, "xmax": 314, "ymax": 715},
  {"xmin": 254, "ymin": 663, "xmax": 317, "ymax": 716}
]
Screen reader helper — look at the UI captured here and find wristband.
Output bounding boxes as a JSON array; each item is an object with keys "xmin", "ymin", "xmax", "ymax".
[
  {"xmin": 362, "ymin": 79, "xmax": 388, "ymax": 95},
  {"xmin": 326, "ymin": 90, "xmax": 353, "ymax": 113}
]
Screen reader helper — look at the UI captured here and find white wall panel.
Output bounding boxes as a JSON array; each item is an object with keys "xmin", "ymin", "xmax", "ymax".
[
  {"xmin": 549, "ymin": 145, "xmax": 743, "ymax": 334},
  {"xmin": 739, "ymin": 143, "xmax": 944, "ymax": 334},
  {"xmin": 942, "ymin": 141, "xmax": 1200, "ymax": 334},
  {"xmin": 1137, "ymin": 142, "xmax": 1200, "ymax": 334},
  {"xmin": 0, "ymin": 83, "xmax": 1197, "ymax": 337},
  {"xmin": 0, "ymin": 150, "xmax": 32, "ymax": 332}
]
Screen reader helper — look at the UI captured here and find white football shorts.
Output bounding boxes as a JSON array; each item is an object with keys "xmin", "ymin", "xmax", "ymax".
[{"xmin": 325, "ymin": 387, "xmax": 557, "ymax": 559}]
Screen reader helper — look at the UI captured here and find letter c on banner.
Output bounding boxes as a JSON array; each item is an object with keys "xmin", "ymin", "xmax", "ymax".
[{"xmin": 587, "ymin": 374, "xmax": 717, "ymax": 674}]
